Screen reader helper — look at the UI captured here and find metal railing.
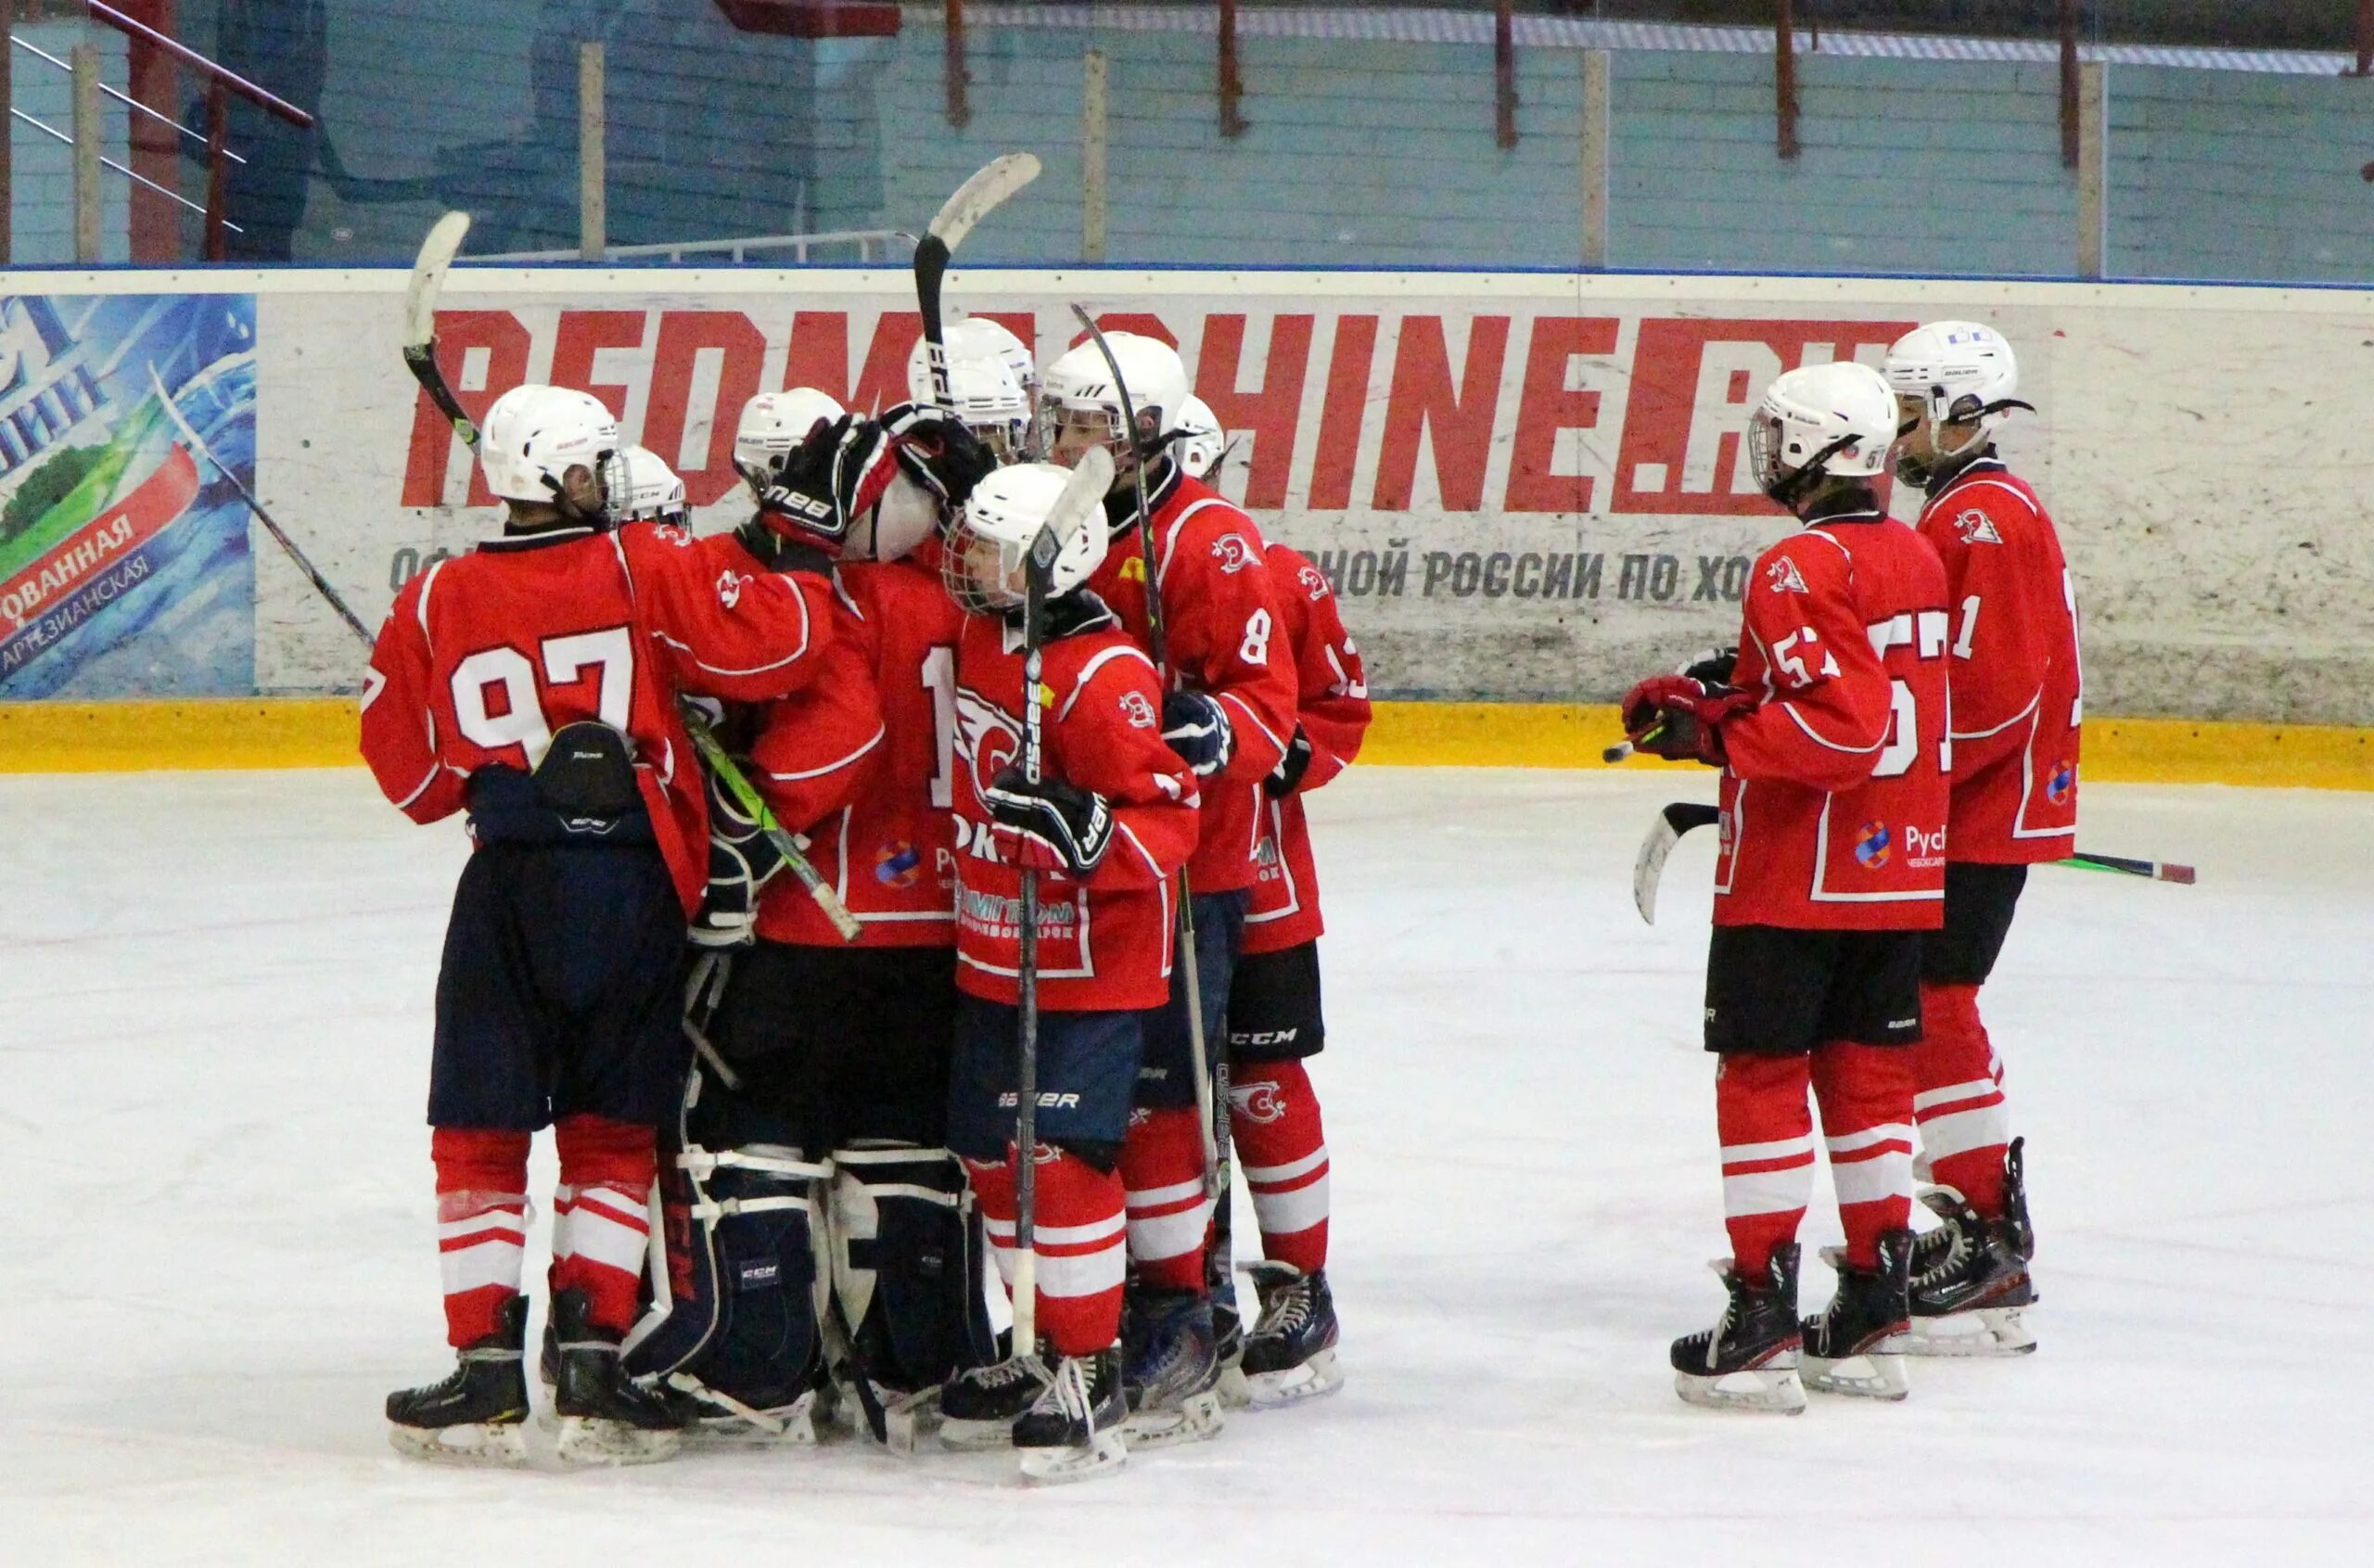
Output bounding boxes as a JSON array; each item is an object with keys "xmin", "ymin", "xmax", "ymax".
[
  {"xmin": 7, "ymin": 32, "xmax": 234, "ymax": 257},
  {"xmin": 478, "ymin": 229, "xmax": 910, "ymax": 265}
]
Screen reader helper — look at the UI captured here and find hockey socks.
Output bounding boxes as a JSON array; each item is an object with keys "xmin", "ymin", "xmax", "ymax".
[
  {"xmin": 551, "ymin": 1114, "xmax": 657, "ymax": 1336},
  {"xmin": 1715, "ymin": 1053, "xmax": 1814, "ymax": 1284},
  {"xmin": 1909, "ymin": 982, "xmax": 2010, "ymax": 1217},
  {"xmin": 1120, "ymin": 1106, "xmax": 1213, "ymax": 1293},
  {"xmin": 1811, "ymin": 1043, "xmax": 1916, "ymax": 1270},
  {"xmin": 1228, "ymin": 1061, "xmax": 1331, "ymax": 1275},
  {"xmin": 431, "ymin": 1127, "xmax": 532, "ymax": 1348},
  {"xmin": 967, "ymin": 1148, "xmax": 1128, "ymax": 1358}
]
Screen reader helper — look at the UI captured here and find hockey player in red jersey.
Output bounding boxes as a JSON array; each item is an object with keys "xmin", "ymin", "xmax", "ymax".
[
  {"xmin": 362, "ymin": 385, "xmax": 865, "ymax": 1466},
  {"xmin": 1623, "ymin": 361, "xmax": 1950, "ymax": 1413},
  {"xmin": 629, "ymin": 398, "xmax": 1003, "ymax": 1447},
  {"xmin": 1041, "ymin": 332, "xmax": 1300, "ymax": 1442},
  {"xmin": 1885, "ymin": 322, "xmax": 2077, "ymax": 1355},
  {"xmin": 934, "ymin": 460, "xmax": 1201, "ymax": 1478}
]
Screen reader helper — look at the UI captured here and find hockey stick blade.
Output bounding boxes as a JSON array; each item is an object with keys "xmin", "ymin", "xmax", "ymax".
[
  {"xmin": 148, "ymin": 362, "xmax": 373, "ymax": 649},
  {"xmin": 1036, "ymin": 446, "xmax": 1114, "ymax": 561},
  {"xmin": 926, "ymin": 152, "xmax": 1041, "ymax": 249},
  {"xmin": 403, "ymin": 211, "xmax": 480, "ymax": 449},
  {"xmin": 1632, "ymin": 801, "xmax": 1721, "ymax": 925}
]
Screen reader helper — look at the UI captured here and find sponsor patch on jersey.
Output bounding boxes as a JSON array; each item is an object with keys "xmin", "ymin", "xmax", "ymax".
[
  {"xmin": 1854, "ymin": 821, "xmax": 1893, "ymax": 869},
  {"xmin": 1211, "ymin": 533, "xmax": 1256, "ymax": 574},
  {"xmin": 2047, "ymin": 759, "xmax": 2076, "ymax": 803},
  {"xmin": 1119, "ymin": 689, "xmax": 1158, "ymax": 730},
  {"xmin": 1954, "ymin": 508, "xmax": 2003, "ymax": 545},
  {"xmin": 715, "ymin": 568, "xmax": 750, "ymax": 609},
  {"xmin": 875, "ymin": 839, "xmax": 922, "ymax": 887},
  {"xmin": 1766, "ymin": 556, "xmax": 1810, "ymax": 594}
]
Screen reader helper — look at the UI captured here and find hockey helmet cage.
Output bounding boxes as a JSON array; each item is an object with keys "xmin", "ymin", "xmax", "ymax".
[
  {"xmin": 610, "ymin": 444, "xmax": 690, "ymax": 526},
  {"xmin": 942, "ymin": 460, "xmax": 1110, "ymax": 615}
]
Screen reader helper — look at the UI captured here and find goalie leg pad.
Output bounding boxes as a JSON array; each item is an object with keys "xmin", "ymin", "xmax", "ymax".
[{"xmin": 830, "ymin": 1143, "xmax": 996, "ymax": 1396}]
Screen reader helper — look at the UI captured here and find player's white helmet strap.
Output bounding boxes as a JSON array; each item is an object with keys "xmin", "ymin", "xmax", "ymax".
[{"xmin": 1747, "ymin": 362, "xmax": 1896, "ymax": 507}]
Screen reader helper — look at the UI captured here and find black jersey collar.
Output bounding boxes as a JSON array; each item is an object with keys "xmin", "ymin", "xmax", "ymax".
[
  {"xmin": 481, "ymin": 524, "xmax": 600, "ymax": 554},
  {"xmin": 1103, "ymin": 454, "xmax": 1182, "ymax": 536},
  {"xmin": 999, "ymin": 589, "xmax": 1118, "ymax": 651},
  {"xmin": 1799, "ymin": 485, "xmax": 1885, "ymax": 528}
]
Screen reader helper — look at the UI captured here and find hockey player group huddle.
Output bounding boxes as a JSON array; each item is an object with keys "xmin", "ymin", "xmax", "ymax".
[{"xmin": 360, "ymin": 319, "xmax": 1366, "ymax": 1481}]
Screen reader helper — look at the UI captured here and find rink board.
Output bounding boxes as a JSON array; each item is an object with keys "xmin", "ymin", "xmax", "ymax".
[{"xmin": 1, "ymin": 265, "xmax": 2369, "ymax": 730}]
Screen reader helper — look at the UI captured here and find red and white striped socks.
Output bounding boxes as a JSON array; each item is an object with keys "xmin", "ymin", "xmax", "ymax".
[
  {"xmin": 432, "ymin": 1127, "xmax": 531, "ymax": 1348},
  {"xmin": 1120, "ymin": 1106, "xmax": 1213, "ymax": 1292},
  {"xmin": 1715, "ymin": 1043, "xmax": 1916, "ymax": 1280},
  {"xmin": 1909, "ymin": 981, "xmax": 2011, "ymax": 1216},
  {"xmin": 549, "ymin": 1115, "xmax": 657, "ymax": 1336},
  {"xmin": 1810, "ymin": 1043, "xmax": 1916, "ymax": 1269},
  {"xmin": 1228, "ymin": 1060, "xmax": 1331, "ymax": 1275},
  {"xmin": 966, "ymin": 1146, "xmax": 1128, "ymax": 1358}
]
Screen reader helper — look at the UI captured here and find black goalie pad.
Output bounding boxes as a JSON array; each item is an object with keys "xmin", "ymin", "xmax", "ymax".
[{"xmin": 828, "ymin": 1144, "xmax": 997, "ymax": 1395}]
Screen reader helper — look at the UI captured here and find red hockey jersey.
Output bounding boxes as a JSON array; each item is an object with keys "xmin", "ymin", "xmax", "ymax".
[
  {"xmin": 1244, "ymin": 543, "xmax": 1372, "ymax": 957},
  {"xmin": 1915, "ymin": 457, "xmax": 2081, "ymax": 864},
  {"xmin": 1084, "ymin": 467, "xmax": 1299, "ymax": 893},
  {"xmin": 748, "ymin": 550, "xmax": 966, "ymax": 947},
  {"xmin": 359, "ymin": 522, "xmax": 836, "ymax": 916},
  {"xmin": 949, "ymin": 599, "xmax": 1200, "ymax": 1011},
  {"xmin": 1713, "ymin": 503, "xmax": 1950, "ymax": 931}
]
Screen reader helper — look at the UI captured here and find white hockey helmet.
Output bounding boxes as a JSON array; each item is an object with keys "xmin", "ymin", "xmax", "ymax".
[
  {"xmin": 734, "ymin": 388, "xmax": 845, "ymax": 475},
  {"xmin": 917, "ymin": 316, "xmax": 1035, "ymax": 395},
  {"xmin": 610, "ymin": 444, "xmax": 689, "ymax": 526},
  {"xmin": 1041, "ymin": 331, "xmax": 1190, "ymax": 464},
  {"xmin": 906, "ymin": 327, "xmax": 1032, "ymax": 459},
  {"xmin": 1746, "ymin": 361, "xmax": 1896, "ymax": 504},
  {"xmin": 1884, "ymin": 321, "xmax": 2029, "ymax": 485},
  {"xmin": 479, "ymin": 385, "xmax": 620, "ymax": 511},
  {"xmin": 942, "ymin": 459, "xmax": 1112, "ymax": 615},
  {"xmin": 1174, "ymin": 394, "xmax": 1223, "ymax": 481}
]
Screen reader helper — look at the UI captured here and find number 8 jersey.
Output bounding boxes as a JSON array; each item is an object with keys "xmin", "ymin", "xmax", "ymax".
[{"xmin": 1714, "ymin": 499, "xmax": 1951, "ymax": 930}]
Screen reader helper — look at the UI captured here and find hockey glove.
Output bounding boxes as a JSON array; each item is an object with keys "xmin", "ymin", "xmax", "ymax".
[
  {"xmin": 691, "ymin": 766, "xmax": 786, "ymax": 947},
  {"xmin": 734, "ymin": 414, "xmax": 899, "ymax": 568},
  {"xmin": 880, "ymin": 402, "xmax": 999, "ymax": 513},
  {"xmin": 1160, "ymin": 689, "xmax": 1234, "ymax": 778},
  {"xmin": 1620, "ymin": 675, "xmax": 1755, "ymax": 767},
  {"xmin": 1678, "ymin": 645, "xmax": 1739, "ymax": 689},
  {"xmin": 983, "ymin": 768, "xmax": 1115, "ymax": 878},
  {"xmin": 1264, "ymin": 724, "xmax": 1314, "ymax": 797}
]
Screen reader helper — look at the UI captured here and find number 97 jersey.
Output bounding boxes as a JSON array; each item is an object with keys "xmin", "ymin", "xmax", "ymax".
[{"xmin": 1713, "ymin": 508, "xmax": 1950, "ymax": 931}]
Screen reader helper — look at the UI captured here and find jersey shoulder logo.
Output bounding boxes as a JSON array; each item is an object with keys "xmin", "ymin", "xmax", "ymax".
[
  {"xmin": 1119, "ymin": 689, "xmax": 1158, "ymax": 730},
  {"xmin": 1296, "ymin": 563, "xmax": 1332, "ymax": 602},
  {"xmin": 653, "ymin": 524, "xmax": 694, "ymax": 548},
  {"xmin": 1210, "ymin": 533, "xmax": 1256, "ymax": 575},
  {"xmin": 715, "ymin": 567, "xmax": 750, "ymax": 609},
  {"xmin": 1766, "ymin": 556, "xmax": 1810, "ymax": 594},
  {"xmin": 953, "ymin": 685, "xmax": 1025, "ymax": 797},
  {"xmin": 1954, "ymin": 508, "xmax": 2003, "ymax": 545}
]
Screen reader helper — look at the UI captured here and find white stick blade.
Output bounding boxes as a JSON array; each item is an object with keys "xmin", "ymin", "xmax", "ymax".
[
  {"xmin": 926, "ymin": 154, "xmax": 1041, "ymax": 249},
  {"xmin": 1045, "ymin": 447, "xmax": 1114, "ymax": 548},
  {"xmin": 405, "ymin": 211, "xmax": 471, "ymax": 348}
]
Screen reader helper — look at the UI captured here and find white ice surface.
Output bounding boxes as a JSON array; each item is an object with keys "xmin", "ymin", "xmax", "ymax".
[{"xmin": 3, "ymin": 767, "xmax": 2368, "ymax": 1567}]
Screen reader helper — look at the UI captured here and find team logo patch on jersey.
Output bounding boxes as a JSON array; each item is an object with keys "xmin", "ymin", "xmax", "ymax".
[
  {"xmin": 1297, "ymin": 563, "xmax": 1331, "ymax": 601},
  {"xmin": 1119, "ymin": 689, "xmax": 1158, "ymax": 730},
  {"xmin": 1766, "ymin": 557, "xmax": 1810, "ymax": 594},
  {"xmin": 652, "ymin": 524, "xmax": 694, "ymax": 547},
  {"xmin": 1954, "ymin": 508, "xmax": 2003, "ymax": 545},
  {"xmin": 715, "ymin": 568, "xmax": 750, "ymax": 609},
  {"xmin": 2046, "ymin": 759, "xmax": 2076, "ymax": 804},
  {"xmin": 1854, "ymin": 821, "xmax": 1893, "ymax": 869},
  {"xmin": 875, "ymin": 839, "xmax": 922, "ymax": 887},
  {"xmin": 1230, "ymin": 1080, "xmax": 1289, "ymax": 1124},
  {"xmin": 1211, "ymin": 533, "xmax": 1256, "ymax": 574}
]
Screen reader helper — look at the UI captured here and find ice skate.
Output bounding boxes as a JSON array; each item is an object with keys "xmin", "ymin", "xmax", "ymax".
[
  {"xmin": 549, "ymin": 1288, "xmax": 687, "ymax": 1465},
  {"xmin": 1804, "ymin": 1230, "xmax": 1914, "ymax": 1400},
  {"xmin": 938, "ymin": 1351, "xmax": 1051, "ymax": 1451},
  {"xmin": 1015, "ymin": 1345, "xmax": 1129, "ymax": 1483},
  {"xmin": 663, "ymin": 1370, "xmax": 829, "ymax": 1445},
  {"xmin": 1222, "ymin": 1262, "xmax": 1342, "ymax": 1409},
  {"xmin": 1120, "ymin": 1288, "xmax": 1226, "ymax": 1447},
  {"xmin": 386, "ymin": 1295, "xmax": 532, "ymax": 1466},
  {"xmin": 1907, "ymin": 1139, "xmax": 2036, "ymax": 1355},
  {"xmin": 1670, "ymin": 1243, "xmax": 1806, "ymax": 1414}
]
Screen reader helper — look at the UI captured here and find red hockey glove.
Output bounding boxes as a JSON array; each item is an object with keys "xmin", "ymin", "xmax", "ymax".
[{"xmin": 1620, "ymin": 674, "xmax": 1755, "ymax": 766}]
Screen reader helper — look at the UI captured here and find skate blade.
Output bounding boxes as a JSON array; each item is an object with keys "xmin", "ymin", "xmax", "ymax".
[
  {"xmin": 1221, "ymin": 1348, "xmax": 1343, "ymax": 1410},
  {"xmin": 1674, "ymin": 1366, "xmax": 1807, "ymax": 1415},
  {"xmin": 1017, "ymin": 1429, "xmax": 1128, "ymax": 1484},
  {"xmin": 1120, "ymin": 1387, "xmax": 1225, "ymax": 1449},
  {"xmin": 1803, "ymin": 1345, "xmax": 1910, "ymax": 1400},
  {"xmin": 1905, "ymin": 1307, "xmax": 2036, "ymax": 1358},
  {"xmin": 555, "ymin": 1414, "xmax": 684, "ymax": 1466},
  {"xmin": 687, "ymin": 1405, "xmax": 819, "ymax": 1447},
  {"xmin": 388, "ymin": 1420, "xmax": 531, "ymax": 1466},
  {"xmin": 938, "ymin": 1415, "xmax": 1017, "ymax": 1452}
]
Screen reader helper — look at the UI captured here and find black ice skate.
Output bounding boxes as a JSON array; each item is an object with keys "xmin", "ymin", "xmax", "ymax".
[
  {"xmin": 1803, "ymin": 1230, "xmax": 1914, "ymax": 1400},
  {"xmin": 1670, "ymin": 1243, "xmax": 1806, "ymax": 1415},
  {"xmin": 387, "ymin": 1295, "xmax": 532, "ymax": 1465},
  {"xmin": 938, "ymin": 1351, "xmax": 1051, "ymax": 1451},
  {"xmin": 1015, "ymin": 1345, "xmax": 1128, "ymax": 1483},
  {"xmin": 1223, "ymin": 1262, "xmax": 1343, "ymax": 1409},
  {"xmin": 1907, "ymin": 1140, "xmax": 2038, "ymax": 1357},
  {"xmin": 1120, "ymin": 1288, "xmax": 1226, "ymax": 1447},
  {"xmin": 549, "ymin": 1287, "xmax": 687, "ymax": 1465}
]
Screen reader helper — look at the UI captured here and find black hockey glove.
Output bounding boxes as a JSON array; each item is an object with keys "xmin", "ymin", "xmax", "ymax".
[
  {"xmin": 880, "ymin": 402, "xmax": 999, "ymax": 512},
  {"xmin": 1678, "ymin": 645, "xmax": 1738, "ymax": 689},
  {"xmin": 691, "ymin": 765, "xmax": 785, "ymax": 948},
  {"xmin": 734, "ymin": 414, "xmax": 897, "ymax": 569},
  {"xmin": 1264, "ymin": 724, "xmax": 1314, "ymax": 797},
  {"xmin": 1161, "ymin": 689, "xmax": 1234, "ymax": 778},
  {"xmin": 983, "ymin": 768, "xmax": 1115, "ymax": 878}
]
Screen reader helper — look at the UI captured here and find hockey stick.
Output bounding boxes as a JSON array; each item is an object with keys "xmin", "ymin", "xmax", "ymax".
[
  {"xmin": 913, "ymin": 154, "xmax": 1042, "ymax": 410},
  {"xmin": 2061, "ymin": 850, "xmax": 2198, "ymax": 885},
  {"xmin": 402, "ymin": 210, "xmax": 480, "ymax": 451},
  {"xmin": 677, "ymin": 700, "xmax": 865, "ymax": 943},
  {"xmin": 147, "ymin": 362, "xmax": 374, "ymax": 648},
  {"xmin": 1008, "ymin": 447, "xmax": 1116, "ymax": 1354},
  {"xmin": 1067, "ymin": 304, "xmax": 1223, "ymax": 1189}
]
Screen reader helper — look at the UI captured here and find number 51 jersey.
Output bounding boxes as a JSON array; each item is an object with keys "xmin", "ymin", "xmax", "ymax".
[{"xmin": 1714, "ymin": 504, "xmax": 1950, "ymax": 931}]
